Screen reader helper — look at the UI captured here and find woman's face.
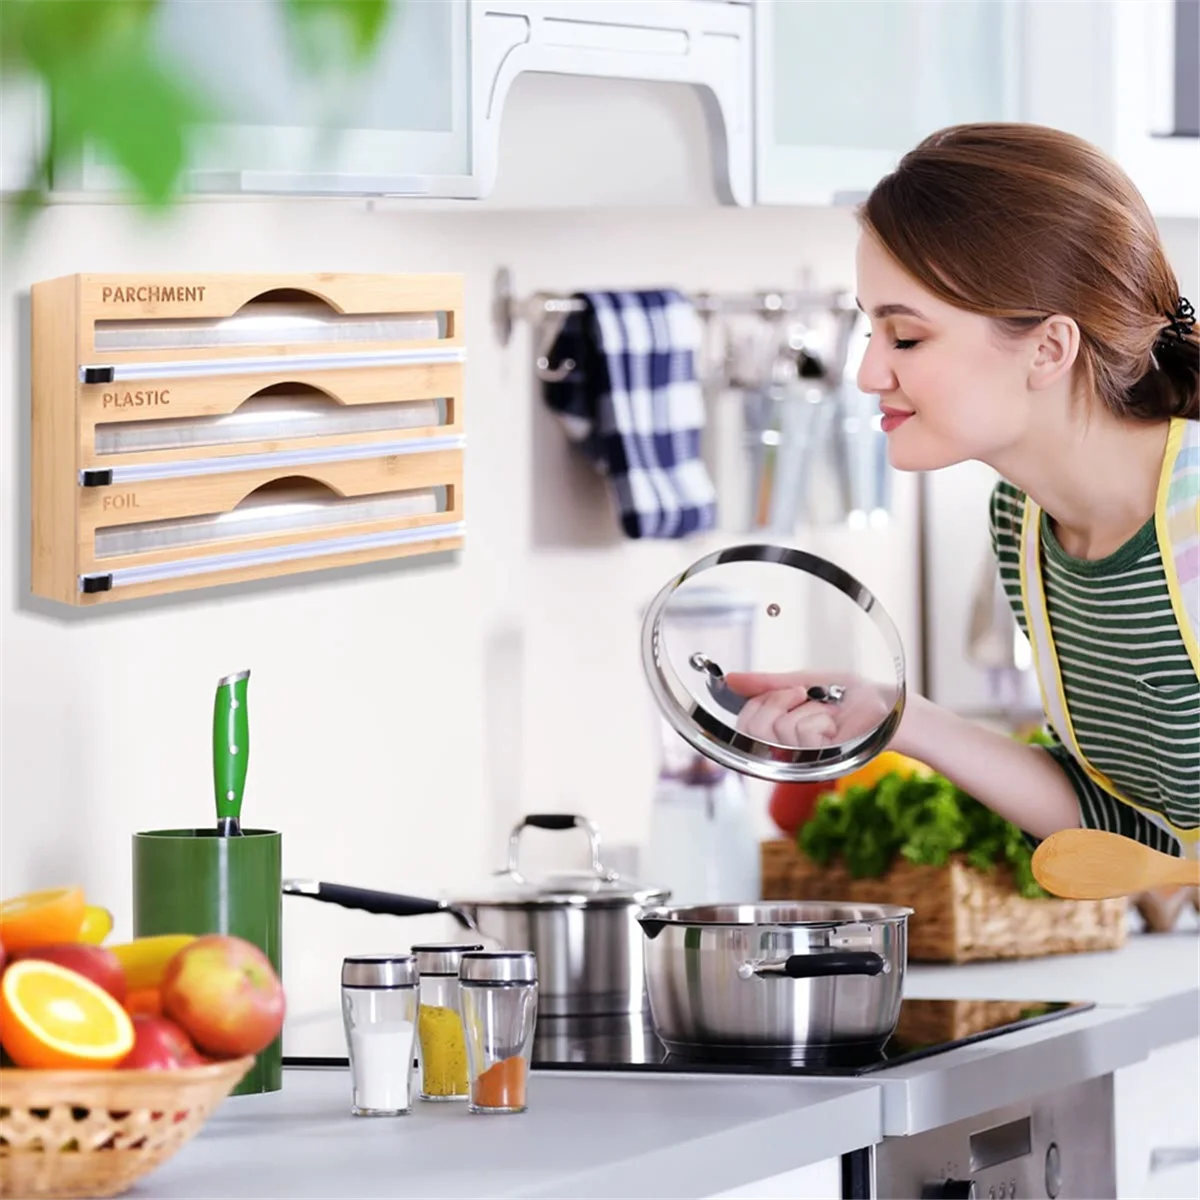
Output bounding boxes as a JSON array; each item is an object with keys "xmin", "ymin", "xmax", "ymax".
[{"xmin": 854, "ymin": 231, "xmax": 1043, "ymax": 472}]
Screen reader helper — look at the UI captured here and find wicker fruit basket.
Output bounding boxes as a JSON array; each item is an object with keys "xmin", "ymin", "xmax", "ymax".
[
  {"xmin": 761, "ymin": 839, "xmax": 1127, "ymax": 963},
  {"xmin": 0, "ymin": 1056, "xmax": 254, "ymax": 1199}
]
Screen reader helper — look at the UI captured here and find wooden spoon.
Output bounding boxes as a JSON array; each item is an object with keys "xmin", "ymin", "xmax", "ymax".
[{"xmin": 1032, "ymin": 828, "xmax": 1200, "ymax": 900}]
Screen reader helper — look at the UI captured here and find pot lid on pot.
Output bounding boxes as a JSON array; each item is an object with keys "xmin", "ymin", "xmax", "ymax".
[
  {"xmin": 457, "ymin": 814, "xmax": 671, "ymax": 908},
  {"xmin": 640, "ymin": 544, "xmax": 906, "ymax": 784}
]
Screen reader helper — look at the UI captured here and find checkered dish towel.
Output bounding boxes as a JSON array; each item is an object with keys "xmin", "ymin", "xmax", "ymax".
[{"xmin": 541, "ymin": 290, "xmax": 718, "ymax": 539}]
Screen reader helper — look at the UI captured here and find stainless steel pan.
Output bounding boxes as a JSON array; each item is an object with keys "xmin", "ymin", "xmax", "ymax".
[
  {"xmin": 637, "ymin": 901, "xmax": 911, "ymax": 1055},
  {"xmin": 284, "ymin": 814, "xmax": 669, "ymax": 1018}
]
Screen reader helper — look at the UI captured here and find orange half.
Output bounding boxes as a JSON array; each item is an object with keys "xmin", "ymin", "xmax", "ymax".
[
  {"xmin": 0, "ymin": 959, "xmax": 135, "ymax": 1068},
  {"xmin": 0, "ymin": 887, "xmax": 86, "ymax": 952}
]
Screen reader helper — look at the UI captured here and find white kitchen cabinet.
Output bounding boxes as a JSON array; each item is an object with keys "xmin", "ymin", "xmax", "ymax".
[
  {"xmin": 754, "ymin": 0, "xmax": 1022, "ymax": 205},
  {"xmin": 1115, "ymin": 1038, "xmax": 1200, "ymax": 1199},
  {"xmin": 1021, "ymin": 0, "xmax": 1199, "ymax": 219},
  {"xmin": 63, "ymin": 0, "xmax": 472, "ymax": 197},
  {"xmin": 53, "ymin": 0, "xmax": 753, "ymax": 204}
]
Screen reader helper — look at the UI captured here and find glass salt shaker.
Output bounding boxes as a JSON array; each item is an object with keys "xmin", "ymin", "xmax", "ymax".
[
  {"xmin": 341, "ymin": 954, "xmax": 419, "ymax": 1117},
  {"xmin": 412, "ymin": 941, "xmax": 483, "ymax": 1102},
  {"xmin": 458, "ymin": 951, "xmax": 538, "ymax": 1115}
]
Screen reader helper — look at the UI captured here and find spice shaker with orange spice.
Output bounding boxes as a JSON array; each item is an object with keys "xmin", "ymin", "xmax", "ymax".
[{"xmin": 458, "ymin": 951, "xmax": 538, "ymax": 1114}]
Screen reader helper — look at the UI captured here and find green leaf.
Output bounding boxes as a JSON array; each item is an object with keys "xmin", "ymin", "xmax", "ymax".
[
  {"xmin": 49, "ymin": 40, "xmax": 205, "ymax": 207},
  {"xmin": 2, "ymin": 0, "xmax": 394, "ymax": 216},
  {"xmin": 793, "ymin": 747, "xmax": 1055, "ymax": 901},
  {"xmin": 282, "ymin": 0, "xmax": 392, "ymax": 68},
  {"xmin": 1, "ymin": 1, "xmax": 158, "ymax": 70},
  {"xmin": 2, "ymin": 0, "xmax": 204, "ymax": 208}
]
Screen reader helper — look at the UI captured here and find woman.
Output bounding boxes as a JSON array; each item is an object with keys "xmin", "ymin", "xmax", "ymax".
[{"xmin": 731, "ymin": 123, "xmax": 1198, "ymax": 856}]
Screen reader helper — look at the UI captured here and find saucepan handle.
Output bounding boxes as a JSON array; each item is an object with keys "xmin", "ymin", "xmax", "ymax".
[
  {"xmin": 503, "ymin": 813, "xmax": 616, "ymax": 882},
  {"xmin": 284, "ymin": 879, "xmax": 451, "ymax": 919},
  {"xmin": 738, "ymin": 951, "xmax": 887, "ymax": 980}
]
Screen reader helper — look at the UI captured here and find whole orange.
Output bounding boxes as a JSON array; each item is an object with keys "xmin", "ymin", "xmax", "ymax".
[{"xmin": 834, "ymin": 750, "xmax": 932, "ymax": 795}]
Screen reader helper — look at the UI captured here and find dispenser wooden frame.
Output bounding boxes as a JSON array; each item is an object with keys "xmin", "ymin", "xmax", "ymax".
[{"xmin": 32, "ymin": 272, "xmax": 465, "ymax": 605}]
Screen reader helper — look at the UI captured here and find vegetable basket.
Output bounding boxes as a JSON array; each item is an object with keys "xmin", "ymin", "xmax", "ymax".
[
  {"xmin": 760, "ymin": 765, "xmax": 1127, "ymax": 963},
  {"xmin": 761, "ymin": 839, "xmax": 1127, "ymax": 962},
  {"xmin": 0, "ymin": 1056, "xmax": 254, "ymax": 1199}
]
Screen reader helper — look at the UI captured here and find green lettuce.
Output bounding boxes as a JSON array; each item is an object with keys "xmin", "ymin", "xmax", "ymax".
[{"xmin": 798, "ymin": 767, "xmax": 1046, "ymax": 899}]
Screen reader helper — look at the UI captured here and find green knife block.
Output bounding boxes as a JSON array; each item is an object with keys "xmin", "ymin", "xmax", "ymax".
[{"xmin": 132, "ymin": 828, "xmax": 282, "ymax": 1095}]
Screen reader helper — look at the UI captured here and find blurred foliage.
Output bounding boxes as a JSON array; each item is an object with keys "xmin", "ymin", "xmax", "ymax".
[
  {"xmin": 0, "ymin": 0, "xmax": 392, "ymax": 217},
  {"xmin": 798, "ymin": 729, "xmax": 1059, "ymax": 898}
]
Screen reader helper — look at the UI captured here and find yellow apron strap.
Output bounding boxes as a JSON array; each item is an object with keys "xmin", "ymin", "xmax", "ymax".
[
  {"xmin": 1017, "ymin": 428, "xmax": 1200, "ymax": 846},
  {"xmin": 1157, "ymin": 417, "xmax": 1200, "ymax": 678},
  {"xmin": 1018, "ymin": 497, "xmax": 1077, "ymax": 755}
]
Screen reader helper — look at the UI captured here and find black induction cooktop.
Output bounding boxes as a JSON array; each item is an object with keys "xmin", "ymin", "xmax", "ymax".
[
  {"xmin": 283, "ymin": 998, "xmax": 1093, "ymax": 1078},
  {"xmin": 527, "ymin": 999, "xmax": 1093, "ymax": 1077}
]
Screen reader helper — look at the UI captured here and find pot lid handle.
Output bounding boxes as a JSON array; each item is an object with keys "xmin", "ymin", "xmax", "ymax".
[{"xmin": 499, "ymin": 813, "xmax": 620, "ymax": 886}]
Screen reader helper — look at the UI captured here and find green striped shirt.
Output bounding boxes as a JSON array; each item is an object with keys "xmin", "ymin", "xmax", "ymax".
[{"xmin": 990, "ymin": 479, "xmax": 1200, "ymax": 855}]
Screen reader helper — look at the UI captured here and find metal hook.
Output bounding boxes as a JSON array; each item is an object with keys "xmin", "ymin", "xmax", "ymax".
[
  {"xmin": 495, "ymin": 267, "xmax": 579, "ymax": 381},
  {"xmin": 534, "ymin": 310, "xmax": 575, "ymax": 383}
]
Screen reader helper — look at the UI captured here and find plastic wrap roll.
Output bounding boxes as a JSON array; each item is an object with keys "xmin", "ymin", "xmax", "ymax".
[{"xmin": 96, "ymin": 392, "xmax": 445, "ymax": 454}]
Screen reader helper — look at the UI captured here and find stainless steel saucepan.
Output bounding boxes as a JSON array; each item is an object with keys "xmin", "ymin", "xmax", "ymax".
[
  {"xmin": 637, "ymin": 901, "xmax": 911, "ymax": 1055},
  {"xmin": 284, "ymin": 813, "xmax": 669, "ymax": 1018}
]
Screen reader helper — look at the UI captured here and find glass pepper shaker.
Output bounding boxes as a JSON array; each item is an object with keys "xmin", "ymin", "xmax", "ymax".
[
  {"xmin": 458, "ymin": 951, "xmax": 538, "ymax": 1115},
  {"xmin": 412, "ymin": 941, "xmax": 482, "ymax": 1102},
  {"xmin": 341, "ymin": 954, "xmax": 419, "ymax": 1117}
]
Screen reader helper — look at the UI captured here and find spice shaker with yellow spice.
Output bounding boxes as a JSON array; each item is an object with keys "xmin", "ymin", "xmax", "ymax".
[
  {"xmin": 412, "ymin": 941, "xmax": 482, "ymax": 1102},
  {"xmin": 459, "ymin": 951, "xmax": 538, "ymax": 1115}
]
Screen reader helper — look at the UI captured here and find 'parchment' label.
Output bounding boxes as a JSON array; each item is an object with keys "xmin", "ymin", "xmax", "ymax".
[
  {"xmin": 101, "ymin": 285, "xmax": 206, "ymax": 303},
  {"xmin": 102, "ymin": 389, "xmax": 170, "ymax": 408},
  {"xmin": 102, "ymin": 493, "xmax": 139, "ymax": 510}
]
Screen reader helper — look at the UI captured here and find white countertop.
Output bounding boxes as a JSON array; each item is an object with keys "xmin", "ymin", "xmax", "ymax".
[
  {"xmin": 136, "ymin": 1071, "xmax": 877, "ymax": 1199},
  {"xmin": 140, "ymin": 932, "xmax": 1198, "ymax": 1200},
  {"xmin": 906, "ymin": 927, "xmax": 1200, "ymax": 1045}
]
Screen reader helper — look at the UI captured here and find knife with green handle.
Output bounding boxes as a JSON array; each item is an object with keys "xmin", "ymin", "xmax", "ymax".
[{"xmin": 213, "ymin": 669, "xmax": 250, "ymax": 837}]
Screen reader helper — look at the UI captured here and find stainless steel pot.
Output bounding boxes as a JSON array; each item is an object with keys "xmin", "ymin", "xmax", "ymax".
[
  {"xmin": 637, "ymin": 901, "xmax": 911, "ymax": 1054},
  {"xmin": 284, "ymin": 814, "xmax": 669, "ymax": 1018}
]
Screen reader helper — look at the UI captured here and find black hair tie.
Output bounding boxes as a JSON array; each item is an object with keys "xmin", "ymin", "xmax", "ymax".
[{"xmin": 1161, "ymin": 297, "xmax": 1196, "ymax": 345}]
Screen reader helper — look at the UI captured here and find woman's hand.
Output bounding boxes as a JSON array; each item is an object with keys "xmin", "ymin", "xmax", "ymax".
[{"xmin": 723, "ymin": 670, "xmax": 894, "ymax": 748}]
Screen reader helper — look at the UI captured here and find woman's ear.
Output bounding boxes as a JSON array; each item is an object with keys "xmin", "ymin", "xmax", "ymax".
[{"xmin": 1028, "ymin": 314, "xmax": 1081, "ymax": 391}]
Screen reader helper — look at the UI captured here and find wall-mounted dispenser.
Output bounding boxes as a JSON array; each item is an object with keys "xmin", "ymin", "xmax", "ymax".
[{"xmin": 31, "ymin": 273, "xmax": 466, "ymax": 605}]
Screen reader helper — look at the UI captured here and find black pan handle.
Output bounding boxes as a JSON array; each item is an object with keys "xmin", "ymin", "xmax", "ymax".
[
  {"xmin": 781, "ymin": 951, "xmax": 886, "ymax": 978},
  {"xmin": 739, "ymin": 951, "xmax": 887, "ymax": 980},
  {"xmin": 522, "ymin": 814, "xmax": 580, "ymax": 831},
  {"xmin": 283, "ymin": 879, "xmax": 449, "ymax": 918}
]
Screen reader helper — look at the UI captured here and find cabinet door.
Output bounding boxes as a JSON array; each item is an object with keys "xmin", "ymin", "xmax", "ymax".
[
  {"xmin": 1021, "ymin": 0, "xmax": 1199, "ymax": 219},
  {"xmin": 68, "ymin": 0, "xmax": 474, "ymax": 197},
  {"xmin": 1111, "ymin": 0, "xmax": 1200, "ymax": 218},
  {"xmin": 754, "ymin": 0, "xmax": 1020, "ymax": 205}
]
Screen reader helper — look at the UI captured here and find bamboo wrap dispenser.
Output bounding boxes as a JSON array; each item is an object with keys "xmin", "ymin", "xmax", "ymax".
[{"xmin": 31, "ymin": 273, "xmax": 465, "ymax": 605}]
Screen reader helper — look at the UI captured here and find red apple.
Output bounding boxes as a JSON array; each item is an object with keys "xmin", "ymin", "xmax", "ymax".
[
  {"xmin": 768, "ymin": 780, "xmax": 828, "ymax": 837},
  {"xmin": 12, "ymin": 943, "xmax": 126, "ymax": 1003},
  {"xmin": 161, "ymin": 935, "xmax": 285, "ymax": 1058},
  {"xmin": 120, "ymin": 1015, "xmax": 207, "ymax": 1070}
]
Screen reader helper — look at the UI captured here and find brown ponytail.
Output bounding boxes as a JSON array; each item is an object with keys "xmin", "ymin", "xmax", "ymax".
[{"xmin": 860, "ymin": 123, "xmax": 1199, "ymax": 421}]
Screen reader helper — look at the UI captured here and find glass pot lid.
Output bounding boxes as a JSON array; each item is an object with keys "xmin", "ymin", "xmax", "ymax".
[
  {"xmin": 640, "ymin": 544, "xmax": 906, "ymax": 783},
  {"xmin": 457, "ymin": 815, "xmax": 671, "ymax": 908}
]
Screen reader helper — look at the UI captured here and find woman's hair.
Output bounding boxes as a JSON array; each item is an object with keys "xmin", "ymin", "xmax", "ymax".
[{"xmin": 860, "ymin": 123, "xmax": 1198, "ymax": 421}]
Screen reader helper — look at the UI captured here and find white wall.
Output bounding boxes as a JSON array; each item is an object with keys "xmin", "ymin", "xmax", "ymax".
[
  {"xmin": 0, "ymin": 77, "xmax": 923, "ymax": 1036},
  {"xmin": 1, "ymin": 74, "xmax": 1195, "ymax": 1039}
]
